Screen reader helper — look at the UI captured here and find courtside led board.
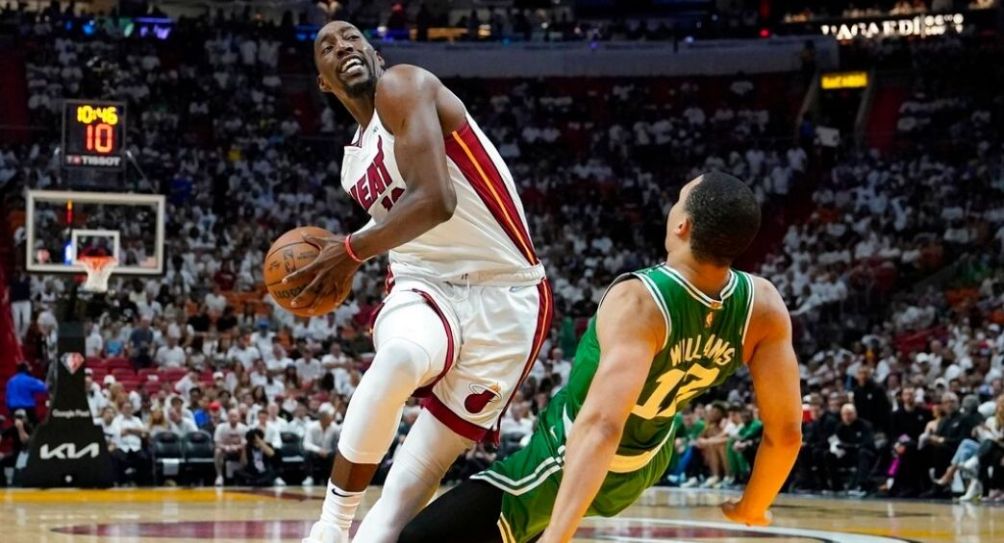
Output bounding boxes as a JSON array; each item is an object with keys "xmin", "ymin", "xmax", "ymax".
[{"xmin": 61, "ymin": 100, "xmax": 126, "ymax": 170}]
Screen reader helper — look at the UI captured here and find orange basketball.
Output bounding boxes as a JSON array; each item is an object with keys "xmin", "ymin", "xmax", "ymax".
[{"xmin": 263, "ymin": 226, "xmax": 339, "ymax": 317}]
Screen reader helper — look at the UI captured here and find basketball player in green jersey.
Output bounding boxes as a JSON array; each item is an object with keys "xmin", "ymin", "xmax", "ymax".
[{"xmin": 397, "ymin": 172, "xmax": 803, "ymax": 543}]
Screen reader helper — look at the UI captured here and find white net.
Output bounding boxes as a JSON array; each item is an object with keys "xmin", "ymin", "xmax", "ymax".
[{"xmin": 77, "ymin": 256, "xmax": 117, "ymax": 293}]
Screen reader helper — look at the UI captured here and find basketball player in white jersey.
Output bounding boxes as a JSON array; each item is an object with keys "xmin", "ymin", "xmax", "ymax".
[{"xmin": 288, "ymin": 21, "xmax": 552, "ymax": 543}]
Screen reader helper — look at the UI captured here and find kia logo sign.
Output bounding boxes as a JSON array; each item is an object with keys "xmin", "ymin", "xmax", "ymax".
[{"xmin": 40, "ymin": 443, "xmax": 101, "ymax": 460}]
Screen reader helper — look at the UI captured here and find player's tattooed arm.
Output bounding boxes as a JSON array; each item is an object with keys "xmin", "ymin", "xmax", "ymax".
[
  {"xmin": 348, "ymin": 65, "xmax": 461, "ymax": 261},
  {"xmin": 722, "ymin": 278, "xmax": 802, "ymax": 527},
  {"xmin": 540, "ymin": 279, "xmax": 665, "ymax": 543}
]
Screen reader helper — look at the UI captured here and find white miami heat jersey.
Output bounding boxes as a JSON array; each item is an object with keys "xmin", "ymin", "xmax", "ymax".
[{"xmin": 340, "ymin": 112, "xmax": 543, "ymax": 283}]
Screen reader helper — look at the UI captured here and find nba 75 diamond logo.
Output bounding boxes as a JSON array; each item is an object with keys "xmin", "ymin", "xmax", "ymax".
[{"xmin": 62, "ymin": 352, "xmax": 86, "ymax": 374}]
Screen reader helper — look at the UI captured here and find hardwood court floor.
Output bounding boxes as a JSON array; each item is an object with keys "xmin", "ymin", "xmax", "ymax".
[{"xmin": 2, "ymin": 485, "xmax": 1001, "ymax": 542}]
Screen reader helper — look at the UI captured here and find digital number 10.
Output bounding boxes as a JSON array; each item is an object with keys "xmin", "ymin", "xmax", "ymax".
[{"xmin": 85, "ymin": 123, "xmax": 115, "ymax": 153}]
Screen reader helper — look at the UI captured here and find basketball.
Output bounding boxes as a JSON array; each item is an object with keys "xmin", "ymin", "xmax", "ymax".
[{"xmin": 264, "ymin": 226, "xmax": 339, "ymax": 317}]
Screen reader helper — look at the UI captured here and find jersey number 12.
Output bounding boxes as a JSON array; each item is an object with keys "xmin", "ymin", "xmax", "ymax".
[{"xmin": 631, "ymin": 364, "xmax": 719, "ymax": 420}]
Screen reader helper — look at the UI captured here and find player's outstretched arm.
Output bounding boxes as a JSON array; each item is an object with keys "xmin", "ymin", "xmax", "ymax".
[
  {"xmin": 539, "ymin": 279, "xmax": 665, "ymax": 543},
  {"xmin": 349, "ymin": 65, "xmax": 459, "ymax": 260},
  {"xmin": 721, "ymin": 279, "xmax": 802, "ymax": 526}
]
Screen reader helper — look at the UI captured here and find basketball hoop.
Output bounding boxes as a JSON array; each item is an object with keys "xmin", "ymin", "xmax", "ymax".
[{"xmin": 76, "ymin": 255, "xmax": 117, "ymax": 293}]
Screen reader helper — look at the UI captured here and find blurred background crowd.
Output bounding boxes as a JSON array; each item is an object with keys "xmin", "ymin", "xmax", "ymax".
[{"xmin": 2, "ymin": 0, "xmax": 1004, "ymax": 504}]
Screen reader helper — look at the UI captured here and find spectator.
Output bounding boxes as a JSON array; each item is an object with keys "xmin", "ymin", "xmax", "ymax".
[
  {"xmin": 96, "ymin": 405, "xmax": 118, "ymax": 445},
  {"xmin": 173, "ymin": 369, "xmax": 201, "ymax": 397},
  {"xmin": 692, "ymin": 402, "xmax": 729, "ymax": 488},
  {"xmin": 281, "ymin": 365, "xmax": 302, "ymax": 394},
  {"xmin": 104, "ymin": 323, "xmax": 126, "ymax": 358},
  {"xmin": 204, "ymin": 285, "xmax": 228, "ymax": 316},
  {"xmin": 295, "ymin": 348, "xmax": 324, "ymax": 386},
  {"xmin": 200, "ymin": 401, "xmax": 224, "ymax": 434},
  {"xmin": 188, "ymin": 387, "xmax": 204, "ymax": 416},
  {"xmin": 308, "ymin": 313, "xmax": 338, "ymax": 343},
  {"xmin": 975, "ymin": 395, "xmax": 1004, "ymax": 502},
  {"xmin": 168, "ymin": 395, "xmax": 194, "ymax": 422},
  {"xmin": 253, "ymin": 409, "xmax": 282, "ymax": 449},
  {"xmin": 84, "ymin": 369, "xmax": 107, "ymax": 416},
  {"xmin": 547, "ymin": 348, "xmax": 572, "ymax": 385},
  {"xmin": 889, "ymin": 387, "xmax": 930, "ymax": 442},
  {"xmin": 128, "ymin": 317, "xmax": 155, "ymax": 368},
  {"xmin": 288, "ymin": 403, "xmax": 312, "ymax": 438},
  {"xmin": 236, "ymin": 428, "xmax": 284, "ymax": 487},
  {"xmin": 85, "ymin": 322, "xmax": 104, "ymax": 358},
  {"xmin": 852, "ymin": 365, "xmax": 891, "ymax": 434},
  {"xmin": 302, "ymin": 405, "xmax": 339, "ymax": 486},
  {"xmin": 267, "ymin": 343, "xmax": 294, "ymax": 374},
  {"xmin": 824, "ymin": 404, "xmax": 876, "ymax": 493},
  {"xmin": 156, "ymin": 336, "xmax": 188, "ymax": 369},
  {"xmin": 213, "ymin": 408, "xmax": 249, "ymax": 486},
  {"xmin": 167, "ymin": 407, "xmax": 199, "ymax": 435},
  {"xmin": 0, "ymin": 410, "xmax": 34, "ymax": 486},
  {"xmin": 920, "ymin": 392, "xmax": 981, "ymax": 497},
  {"xmin": 926, "ymin": 395, "xmax": 988, "ymax": 500},
  {"xmin": 794, "ymin": 393, "xmax": 826, "ymax": 490},
  {"xmin": 9, "ymin": 270, "xmax": 31, "ymax": 340},
  {"xmin": 668, "ymin": 407, "xmax": 706, "ymax": 487},
  {"xmin": 265, "ymin": 403, "xmax": 289, "ymax": 436},
  {"xmin": 227, "ymin": 335, "xmax": 262, "ymax": 370},
  {"xmin": 5, "ymin": 363, "xmax": 47, "ymax": 423},
  {"xmin": 110, "ymin": 402, "xmax": 152, "ymax": 485},
  {"xmin": 499, "ymin": 401, "xmax": 534, "ymax": 442},
  {"xmin": 250, "ymin": 322, "xmax": 275, "ymax": 356},
  {"xmin": 727, "ymin": 406, "xmax": 763, "ymax": 483},
  {"xmin": 147, "ymin": 409, "xmax": 170, "ymax": 437},
  {"xmin": 263, "ymin": 373, "xmax": 285, "ymax": 402}
]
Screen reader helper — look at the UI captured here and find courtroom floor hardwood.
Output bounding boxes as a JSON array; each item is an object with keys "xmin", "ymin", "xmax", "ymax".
[{"xmin": 3, "ymin": 485, "xmax": 1002, "ymax": 542}]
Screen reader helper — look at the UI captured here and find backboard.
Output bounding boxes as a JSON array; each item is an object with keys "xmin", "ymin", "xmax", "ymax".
[{"xmin": 26, "ymin": 190, "xmax": 166, "ymax": 276}]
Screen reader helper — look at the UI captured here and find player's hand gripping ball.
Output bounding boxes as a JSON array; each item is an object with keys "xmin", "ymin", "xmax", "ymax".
[{"xmin": 263, "ymin": 226, "xmax": 359, "ymax": 317}]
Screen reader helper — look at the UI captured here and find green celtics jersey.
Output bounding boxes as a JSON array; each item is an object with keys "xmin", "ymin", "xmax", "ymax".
[
  {"xmin": 475, "ymin": 265, "xmax": 757, "ymax": 539},
  {"xmin": 559, "ymin": 264, "xmax": 755, "ymax": 468}
]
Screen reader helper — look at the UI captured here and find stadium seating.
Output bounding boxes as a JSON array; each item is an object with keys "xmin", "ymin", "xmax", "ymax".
[
  {"xmin": 278, "ymin": 432, "xmax": 306, "ymax": 483},
  {"xmin": 181, "ymin": 431, "xmax": 216, "ymax": 484},
  {"xmin": 151, "ymin": 431, "xmax": 184, "ymax": 484}
]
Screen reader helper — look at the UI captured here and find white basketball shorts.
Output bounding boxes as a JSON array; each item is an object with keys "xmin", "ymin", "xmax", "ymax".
[{"xmin": 372, "ymin": 273, "xmax": 553, "ymax": 442}]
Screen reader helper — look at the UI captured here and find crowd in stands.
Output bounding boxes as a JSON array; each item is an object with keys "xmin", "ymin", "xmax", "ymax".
[
  {"xmin": 0, "ymin": 0, "xmax": 771, "ymax": 44},
  {"xmin": 2, "ymin": 7, "xmax": 1004, "ymax": 502},
  {"xmin": 782, "ymin": 0, "xmax": 998, "ymax": 23}
]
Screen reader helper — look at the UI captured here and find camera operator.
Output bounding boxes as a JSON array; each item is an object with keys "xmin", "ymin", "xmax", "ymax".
[{"xmin": 237, "ymin": 428, "xmax": 284, "ymax": 487}]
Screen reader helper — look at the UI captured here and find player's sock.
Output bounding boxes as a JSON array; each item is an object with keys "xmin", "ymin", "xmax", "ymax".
[
  {"xmin": 321, "ymin": 479, "xmax": 364, "ymax": 533},
  {"xmin": 353, "ymin": 413, "xmax": 473, "ymax": 542}
]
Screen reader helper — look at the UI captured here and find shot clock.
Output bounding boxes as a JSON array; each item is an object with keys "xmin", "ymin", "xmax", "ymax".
[{"xmin": 61, "ymin": 100, "xmax": 126, "ymax": 170}]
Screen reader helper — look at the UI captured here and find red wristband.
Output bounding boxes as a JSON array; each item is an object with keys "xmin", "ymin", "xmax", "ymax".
[{"xmin": 344, "ymin": 233, "xmax": 364, "ymax": 264}]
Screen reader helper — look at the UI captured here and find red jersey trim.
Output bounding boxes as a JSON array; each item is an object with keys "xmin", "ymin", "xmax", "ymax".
[
  {"xmin": 422, "ymin": 394, "xmax": 490, "ymax": 442},
  {"xmin": 445, "ymin": 122, "xmax": 539, "ymax": 266},
  {"xmin": 489, "ymin": 279, "xmax": 553, "ymax": 442},
  {"xmin": 411, "ymin": 289, "xmax": 457, "ymax": 398}
]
